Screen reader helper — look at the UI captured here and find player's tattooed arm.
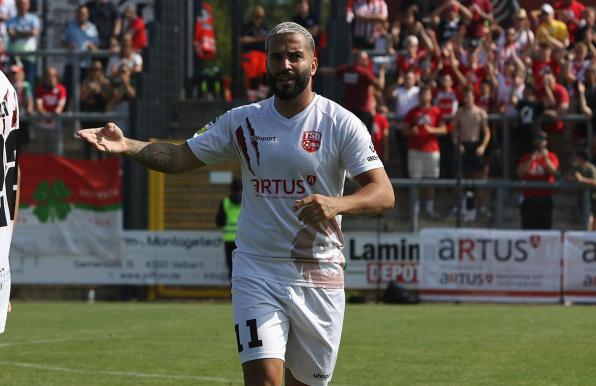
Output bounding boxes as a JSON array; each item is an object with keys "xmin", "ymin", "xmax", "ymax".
[{"xmin": 126, "ymin": 140, "xmax": 205, "ymax": 173}]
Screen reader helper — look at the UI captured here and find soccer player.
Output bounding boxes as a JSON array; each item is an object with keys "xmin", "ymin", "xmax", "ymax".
[
  {"xmin": 1, "ymin": 69, "xmax": 20, "ymax": 334},
  {"xmin": 77, "ymin": 22, "xmax": 394, "ymax": 386}
]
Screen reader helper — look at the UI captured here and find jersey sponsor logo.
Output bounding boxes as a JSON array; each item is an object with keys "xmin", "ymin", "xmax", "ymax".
[
  {"xmin": 251, "ymin": 178, "xmax": 305, "ymax": 195},
  {"xmin": 302, "ymin": 131, "xmax": 321, "ymax": 153},
  {"xmin": 250, "ymin": 135, "xmax": 277, "ymax": 142}
]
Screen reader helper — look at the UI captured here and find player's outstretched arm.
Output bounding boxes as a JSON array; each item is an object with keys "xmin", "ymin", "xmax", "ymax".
[{"xmin": 77, "ymin": 123, "xmax": 204, "ymax": 173}]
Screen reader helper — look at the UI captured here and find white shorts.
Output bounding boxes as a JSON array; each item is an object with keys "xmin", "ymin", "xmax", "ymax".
[
  {"xmin": 232, "ymin": 275, "xmax": 345, "ymax": 386},
  {"xmin": 408, "ymin": 150, "xmax": 440, "ymax": 179},
  {"xmin": 0, "ymin": 267, "xmax": 10, "ymax": 334}
]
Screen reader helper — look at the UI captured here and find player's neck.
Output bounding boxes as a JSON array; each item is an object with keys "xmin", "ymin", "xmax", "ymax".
[{"xmin": 274, "ymin": 89, "xmax": 315, "ymax": 119}]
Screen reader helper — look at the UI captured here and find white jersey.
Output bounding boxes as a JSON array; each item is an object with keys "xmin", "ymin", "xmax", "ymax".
[
  {"xmin": 0, "ymin": 70, "xmax": 19, "ymax": 334},
  {"xmin": 187, "ymin": 95, "xmax": 383, "ymax": 288}
]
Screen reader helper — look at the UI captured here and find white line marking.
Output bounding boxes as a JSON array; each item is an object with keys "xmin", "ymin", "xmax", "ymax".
[
  {"xmin": 0, "ymin": 337, "xmax": 111, "ymax": 348},
  {"xmin": 0, "ymin": 361, "xmax": 244, "ymax": 384}
]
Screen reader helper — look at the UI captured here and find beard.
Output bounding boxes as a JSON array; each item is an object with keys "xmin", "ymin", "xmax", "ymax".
[{"xmin": 267, "ymin": 69, "xmax": 310, "ymax": 101}]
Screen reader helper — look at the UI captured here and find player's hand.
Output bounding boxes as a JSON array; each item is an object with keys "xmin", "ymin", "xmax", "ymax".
[
  {"xmin": 293, "ymin": 194, "xmax": 340, "ymax": 225},
  {"xmin": 76, "ymin": 122, "xmax": 127, "ymax": 154},
  {"xmin": 8, "ymin": 301, "xmax": 11, "ymax": 313}
]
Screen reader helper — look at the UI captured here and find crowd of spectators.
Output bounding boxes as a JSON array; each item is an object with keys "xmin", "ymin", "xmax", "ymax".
[
  {"xmin": 234, "ymin": 0, "xmax": 595, "ymax": 227},
  {"xmin": 0, "ymin": 0, "xmax": 148, "ymax": 154}
]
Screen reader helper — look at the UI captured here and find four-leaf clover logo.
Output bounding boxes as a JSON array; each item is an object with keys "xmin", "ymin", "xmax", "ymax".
[{"xmin": 33, "ymin": 180, "xmax": 72, "ymax": 223}]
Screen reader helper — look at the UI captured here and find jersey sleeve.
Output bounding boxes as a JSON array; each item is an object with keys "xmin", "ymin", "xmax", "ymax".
[
  {"xmin": 186, "ymin": 110, "xmax": 236, "ymax": 165},
  {"xmin": 339, "ymin": 113, "xmax": 384, "ymax": 177}
]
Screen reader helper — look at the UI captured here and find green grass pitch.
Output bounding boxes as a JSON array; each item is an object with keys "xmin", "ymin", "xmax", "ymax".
[{"xmin": 1, "ymin": 302, "xmax": 595, "ymax": 385}]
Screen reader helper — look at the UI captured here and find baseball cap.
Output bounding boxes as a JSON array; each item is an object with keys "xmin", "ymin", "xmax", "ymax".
[
  {"xmin": 541, "ymin": 4, "xmax": 554, "ymax": 15},
  {"xmin": 515, "ymin": 8, "xmax": 527, "ymax": 19}
]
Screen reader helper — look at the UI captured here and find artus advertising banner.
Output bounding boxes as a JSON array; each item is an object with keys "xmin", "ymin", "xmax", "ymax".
[
  {"xmin": 420, "ymin": 229, "xmax": 562, "ymax": 303},
  {"xmin": 562, "ymin": 232, "xmax": 596, "ymax": 303},
  {"xmin": 10, "ymin": 154, "xmax": 122, "ymax": 260}
]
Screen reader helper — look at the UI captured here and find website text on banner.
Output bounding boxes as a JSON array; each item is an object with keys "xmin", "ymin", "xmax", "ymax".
[
  {"xmin": 12, "ymin": 154, "xmax": 122, "ymax": 260},
  {"xmin": 420, "ymin": 229, "xmax": 562, "ymax": 303},
  {"xmin": 10, "ymin": 231, "xmax": 229, "ymax": 285},
  {"xmin": 563, "ymin": 232, "xmax": 596, "ymax": 304}
]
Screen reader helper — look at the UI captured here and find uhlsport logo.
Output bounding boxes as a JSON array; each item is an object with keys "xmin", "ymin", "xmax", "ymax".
[{"xmin": 302, "ymin": 131, "xmax": 322, "ymax": 153}]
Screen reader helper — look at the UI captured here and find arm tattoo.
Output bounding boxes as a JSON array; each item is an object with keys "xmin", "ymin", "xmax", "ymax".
[{"xmin": 129, "ymin": 142, "xmax": 182, "ymax": 173}]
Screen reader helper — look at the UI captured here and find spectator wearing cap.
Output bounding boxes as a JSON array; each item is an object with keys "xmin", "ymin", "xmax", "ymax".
[
  {"xmin": 535, "ymin": 4, "xmax": 570, "ymax": 49},
  {"xmin": 554, "ymin": 0, "xmax": 585, "ymax": 45},
  {"xmin": 568, "ymin": 149, "xmax": 596, "ymax": 230},
  {"xmin": 351, "ymin": 0, "xmax": 388, "ymax": 50},
  {"xmin": 516, "ymin": 130, "xmax": 559, "ymax": 229},
  {"xmin": 6, "ymin": 0, "xmax": 40, "ymax": 85},
  {"xmin": 508, "ymin": 8, "xmax": 535, "ymax": 57},
  {"xmin": 403, "ymin": 85, "xmax": 447, "ymax": 219}
]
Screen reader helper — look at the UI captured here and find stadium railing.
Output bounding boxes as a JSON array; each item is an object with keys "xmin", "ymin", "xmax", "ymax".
[{"xmin": 9, "ymin": 49, "xmax": 130, "ymax": 156}]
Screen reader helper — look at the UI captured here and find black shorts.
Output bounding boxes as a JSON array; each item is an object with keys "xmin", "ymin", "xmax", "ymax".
[{"xmin": 461, "ymin": 141, "xmax": 484, "ymax": 174}]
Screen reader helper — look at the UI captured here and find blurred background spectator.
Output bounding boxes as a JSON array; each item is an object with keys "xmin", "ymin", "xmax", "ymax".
[
  {"xmin": 121, "ymin": 5, "xmax": 147, "ymax": 53},
  {"xmin": 7, "ymin": 0, "xmax": 39, "ymax": 85},
  {"xmin": 106, "ymin": 34, "xmax": 142, "ymax": 77},
  {"xmin": 85, "ymin": 0, "xmax": 120, "ymax": 50},
  {"xmin": 240, "ymin": 5, "xmax": 268, "ymax": 101},
  {"xmin": 33, "ymin": 66, "xmax": 66, "ymax": 153},
  {"xmin": 8, "ymin": 64, "xmax": 32, "ymax": 151},
  {"xmin": 62, "ymin": 5, "xmax": 99, "ymax": 107}
]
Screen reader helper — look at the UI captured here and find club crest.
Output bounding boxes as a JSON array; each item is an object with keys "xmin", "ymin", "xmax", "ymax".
[{"xmin": 302, "ymin": 131, "xmax": 322, "ymax": 153}]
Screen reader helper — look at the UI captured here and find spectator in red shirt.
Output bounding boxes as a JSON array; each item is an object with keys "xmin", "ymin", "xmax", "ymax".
[
  {"xmin": 531, "ymin": 44, "xmax": 561, "ymax": 88},
  {"xmin": 332, "ymin": 50, "xmax": 385, "ymax": 132},
  {"xmin": 33, "ymin": 66, "xmax": 67, "ymax": 153},
  {"xmin": 372, "ymin": 103, "xmax": 390, "ymax": 164},
  {"xmin": 460, "ymin": 0, "xmax": 493, "ymax": 40},
  {"xmin": 516, "ymin": 131, "xmax": 559, "ymax": 229},
  {"xmin": 555, "ymin": 0, "xmax": 585, "ymax": 45},
  {"xmin": 403, "ymin": 86, "xmax": 447, "ymax": 218},
  {"xmin": 121, "ymin": 5, "xmax": 147, "ymax": 53},
  {"xmin": 538, "ymin": 72, "xmax": 570, "ymax": 134}
]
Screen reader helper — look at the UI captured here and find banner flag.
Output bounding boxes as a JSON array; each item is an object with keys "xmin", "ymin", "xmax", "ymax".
[
  {"xmin": 420, "ymin": 229, "xmax": 562, "ymax": 303},
  {"xmin": 10, "ymin": 154, "xmax": 122, "ymax": 260}
]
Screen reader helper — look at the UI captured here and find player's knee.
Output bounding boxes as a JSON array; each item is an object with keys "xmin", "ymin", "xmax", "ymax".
[{"xmin": 242, "ymin": 358, "xmax": 284, "ymax": 386}]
